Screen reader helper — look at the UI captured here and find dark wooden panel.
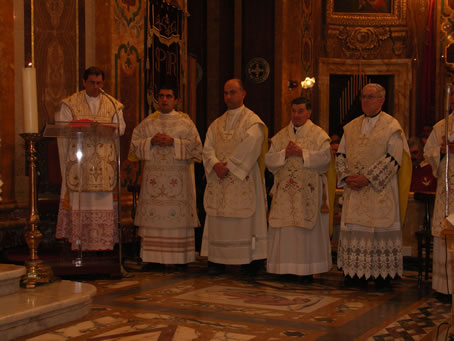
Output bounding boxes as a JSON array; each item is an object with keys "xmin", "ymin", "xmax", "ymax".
[
  {"xmin": 242, "ymin": 0, "xmax": 275, "ymax": 134},
  {"xmin": 188, "ymin": 0, "xmax": 208, "ymax": 139}
]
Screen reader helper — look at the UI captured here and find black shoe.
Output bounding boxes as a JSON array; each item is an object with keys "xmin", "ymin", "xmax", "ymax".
[
  {"xmin": 434, "ymin": 292, "xmax": 452, "ymax": 304},
  {"xmin": 375, "ymin": 276, "xmax": 392, "ymax": 291},
  {"xmin": 208, "ymin": 262, "xmax": 225, "ymax": 275},
  {"xmin": 141, "ymin": 262, "xmax": 164, "ymax": 272},
  {"xmin": 344, "ymin": 275, "xmax": 361, "ymax": 287},
  {"xmin": 281, "ymin": 274, "xmax": 298, "ymax": 282},
  {"xmin": 242, "ymin": 260, "xmax": 264, "ymax": 276},
  {"xmin": 343, "ymin": 275, "xmax": 354, "ymax": 287},
  {"xmin": 174, "ymin": 264, "xmax": 188, "ymax": 272},
  {"xmin": 344, "ymin": 275, "xmax": 368, "ymax": 288},
  {"xmin": 299, "ymin": 275, "xmax": 314, "ymax": 284}
]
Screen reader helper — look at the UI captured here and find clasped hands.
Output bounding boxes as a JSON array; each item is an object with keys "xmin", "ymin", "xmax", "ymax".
[
  {"xmin": 285, "ymin": 141, "xmax": 303, "ymax": 159},
  {"xmin": 345, "ymin": 174, "xmax": 369, "ymax": 191},
  {"xmin": 151, "ymin": 132, "xmax": 174, "ymax": 147},
  {"xmin": 214, "ymin": 162, "xmax": 229, "ymax": 179}
]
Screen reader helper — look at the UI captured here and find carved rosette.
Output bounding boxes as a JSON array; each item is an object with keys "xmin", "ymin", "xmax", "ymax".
[
  {"xmin": 329, "ymin": 26, "xmax": 407, "ymax": 59},
  {"xmin": 246, "ymin": 57, "xmax": 270, "ymax": 84}
]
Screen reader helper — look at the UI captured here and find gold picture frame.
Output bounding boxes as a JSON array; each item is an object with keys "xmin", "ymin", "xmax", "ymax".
[{"xmin": 326, "ymin": 0, "xmax": 407, "ymax": 26}]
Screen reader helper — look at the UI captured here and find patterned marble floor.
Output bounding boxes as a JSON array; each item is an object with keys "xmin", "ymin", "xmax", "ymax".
[{"xmin": 15, "ymin": 259, "xmax": 452, "ymax": 341}]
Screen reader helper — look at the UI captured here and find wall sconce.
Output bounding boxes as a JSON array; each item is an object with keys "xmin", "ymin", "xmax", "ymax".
[
  {"xmin": 288, "ymin": 77, "xmax": 316, "ymax": 89},
  {"xmin": 301, "ymin": 77, "xmax": 316, "ymax": 89}
]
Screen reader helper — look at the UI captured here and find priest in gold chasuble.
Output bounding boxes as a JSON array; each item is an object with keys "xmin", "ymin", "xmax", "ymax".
[
  {"xmin": 265, "ymin": 97, "xmax": 332, "ymax": 278},
  {"xmin": 201, "ymin": 79, "xmax": 268, "ymax": 271},
  {"xmin": 56, "ymin": 67, "xmax": 126, "ymax": 251}
]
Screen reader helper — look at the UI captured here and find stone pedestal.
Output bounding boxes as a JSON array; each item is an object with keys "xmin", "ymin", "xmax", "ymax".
[
  {"xmin": 0, "ymin": 264, "xmax": 25, "ymax": 296},
  {"xmin": 0, "ymin": 273, "xmax": 96, "ymax": 341}
]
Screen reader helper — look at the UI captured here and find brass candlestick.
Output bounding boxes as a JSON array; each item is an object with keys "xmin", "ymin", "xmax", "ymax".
[{"xmin": 20, "ymin": 133, "xmax": 53, "ymax": 288}]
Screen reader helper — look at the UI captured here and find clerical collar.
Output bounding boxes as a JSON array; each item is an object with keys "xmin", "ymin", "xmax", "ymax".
[
  {"xmin": 85, "ymin": 92, "xmax": 100, "ymax": 102},
  {"xmin": 160, "ymin": 109, "xmax": 177, "ymax": 116},
  {"xmin": 364, "ymin": 111, "xmax": 381, "ymax": 119},
  {"xmin": 227, "ymin": 105, "xmax": 244, "ymax": 115},
  {"xmin": 292, "ymin": 123, "xmax": 301, "ymax": 134}
]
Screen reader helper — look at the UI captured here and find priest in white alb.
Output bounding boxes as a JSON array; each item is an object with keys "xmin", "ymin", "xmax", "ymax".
[
  {"xmin": 265, "ymin": 97, "xmax": 332, "ymax": 280},
  {"xmin": 424, "ymin": 87, "xmax": 454, "ymax": 295},
  {"xmin": 129, "ymin": 85, "xmax": 202, "ymax": 266},
  {"xmin": 201, "ymin": 78, "xmax": 268, "ymax": 274}
]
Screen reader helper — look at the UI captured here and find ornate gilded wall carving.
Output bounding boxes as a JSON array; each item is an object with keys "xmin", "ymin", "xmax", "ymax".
[
  {"xmin": 328, "ymin": 26, "xmax": 407, "ymax": 59},
  {"xmin": 325, "ymin": 0, "xmax": 408, "ymax": 59},
  {"xmin": 34, "ymin": 0, "xmax": 78, "ymax": 125},
  {"xmin": 111, "ymin": 0, "xmax": 145, "ymax": 189},
  {"xmin": 442, "ymin": 0, "xmax": 454, "ymax": 72},
  {"xmin": 114, "ymin": 0, "xmax": 143, "ymax": 37}
]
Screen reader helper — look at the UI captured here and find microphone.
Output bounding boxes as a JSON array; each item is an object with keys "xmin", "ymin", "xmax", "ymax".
[
  {"xmin": 98, "ymin": 88, "xmax": 120, "ymax": 132},
  {"xmin": 98, "ymin": 87, "xmax": 108, "ymax": 96}
]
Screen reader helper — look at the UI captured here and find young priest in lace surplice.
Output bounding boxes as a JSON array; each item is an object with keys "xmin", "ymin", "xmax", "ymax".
[{"xmin": 129, "ymin": 85, "xmax": 202, "ymax": 265}]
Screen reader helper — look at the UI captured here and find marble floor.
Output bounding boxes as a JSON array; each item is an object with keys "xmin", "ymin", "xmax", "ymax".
[{"xmin": 14, "ymin": 258, "xmax": 453, "ymax": 341}]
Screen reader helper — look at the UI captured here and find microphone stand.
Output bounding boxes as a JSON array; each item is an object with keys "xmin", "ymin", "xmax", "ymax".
[
  {"xmin": 99, "ymin": 88, "xmax": 128, "ymax": 277},
  {"xmin": 443, "ymin": 84, "xmax": 451, "ymax": 297},
  {"xmin": 444, "ymin": 84, "xmax": 451, "ymax": 219}
]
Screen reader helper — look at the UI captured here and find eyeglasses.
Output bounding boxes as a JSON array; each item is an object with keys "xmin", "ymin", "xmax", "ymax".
[{"xmin": 360, "ymin": 95, "xmax": 381, "ymax": 100}]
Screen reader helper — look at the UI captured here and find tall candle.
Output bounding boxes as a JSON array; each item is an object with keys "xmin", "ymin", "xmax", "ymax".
[{"xmin": 22, "ymin": 66, "xmax": 39, "ymax": 133}]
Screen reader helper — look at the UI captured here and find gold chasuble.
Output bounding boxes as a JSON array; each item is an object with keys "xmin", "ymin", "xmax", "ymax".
[
  {"xmin": 204, "ymin": 108, "xmax": 266, "ymax": 218},
  {"xmin": 267, "ymin": 123, "xmax": 326, "ymax": 229},
  {"xmin": 61, "ymin": 90, "xmax": 123, "ymax": 192},
  {"xmin": 342, "ymin": 113, "xmax": 410, "ymax": 228}
]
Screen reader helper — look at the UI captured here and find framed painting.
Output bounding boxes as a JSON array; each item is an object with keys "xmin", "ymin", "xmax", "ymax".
[{"xmin": 327, "ymin": 0, "xmax": 407, "ymax": 26}]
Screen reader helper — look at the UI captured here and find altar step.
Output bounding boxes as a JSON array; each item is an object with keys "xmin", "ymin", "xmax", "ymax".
[
  {"xmin": 0, "ymin": 264, "xmax": 25, "ymax": 297},
  {"xmin": 0, "ymin": 264, "xmax": 96, "ymax": 340}
]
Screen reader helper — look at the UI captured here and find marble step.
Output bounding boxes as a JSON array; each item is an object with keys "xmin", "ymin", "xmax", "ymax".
[
  {"xmin": 0, "ymin": 280, "xmax": 96, "ymax": 341},
  {"xmin": 0, "ymin": 264, "xmax": 25, "ymax": 297}
]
